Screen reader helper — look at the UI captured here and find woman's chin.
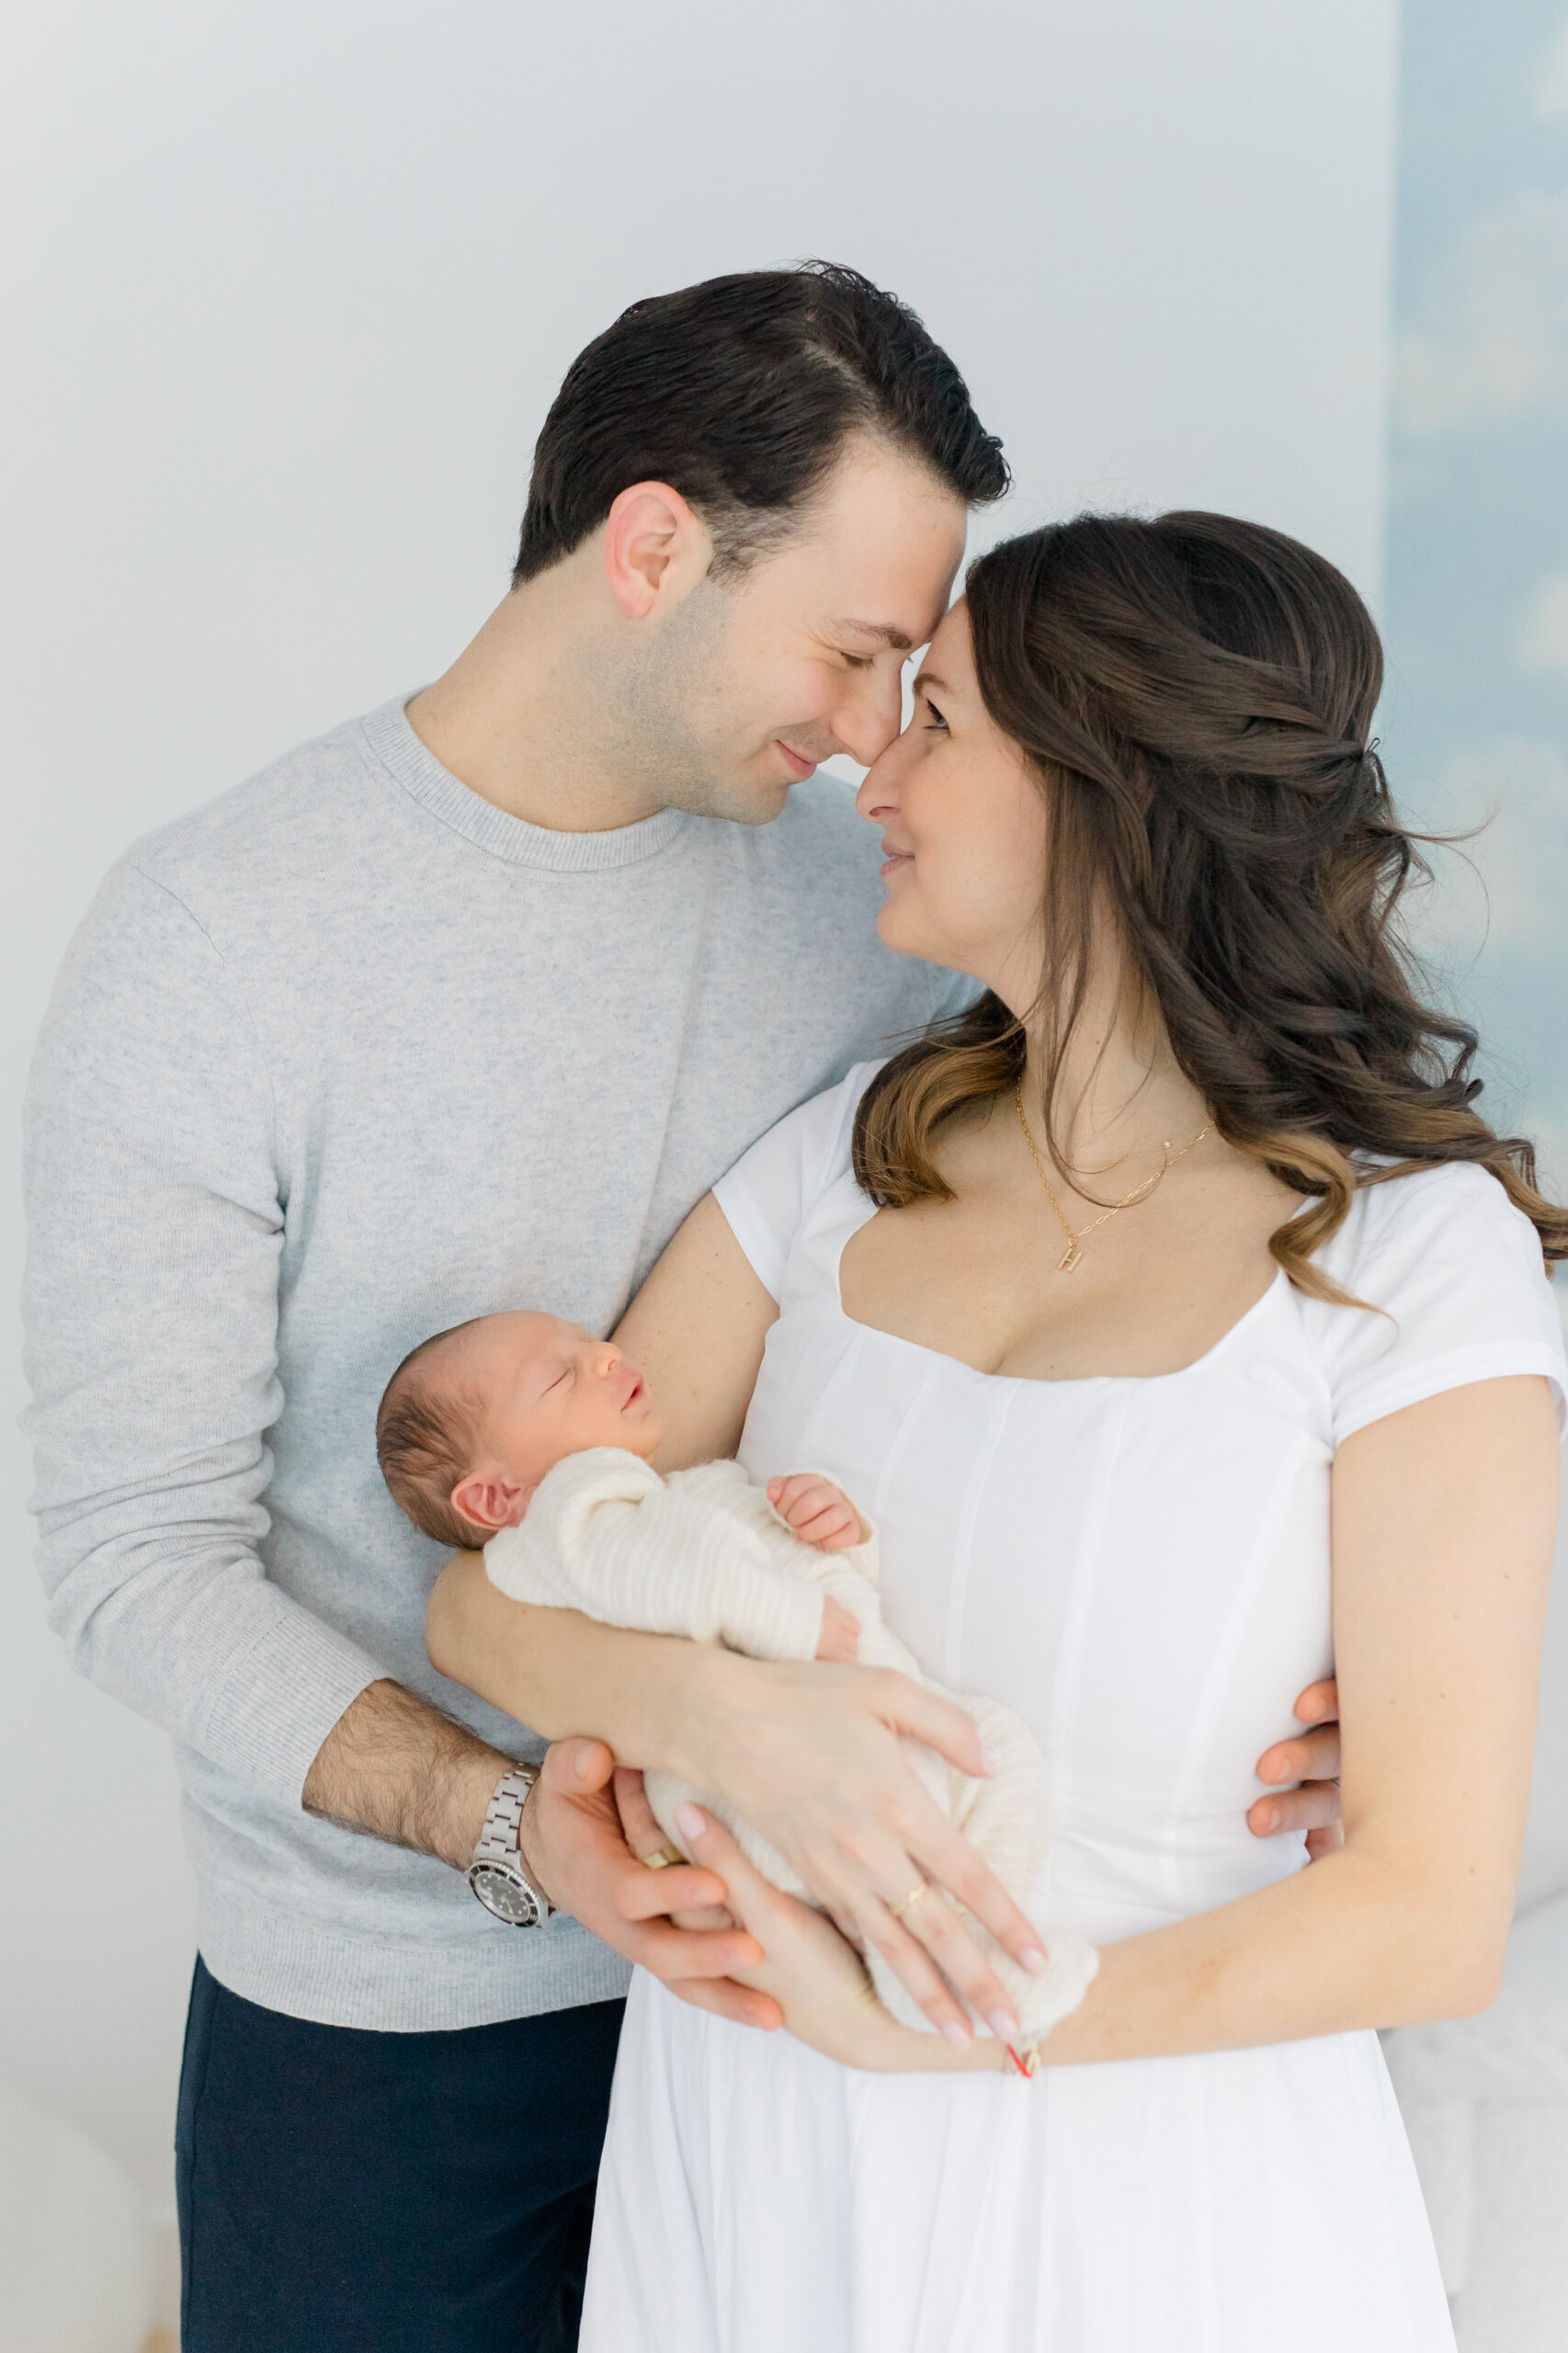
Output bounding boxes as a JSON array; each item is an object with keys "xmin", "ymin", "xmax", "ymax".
[{"xmin": 875, "ymin": 900, "xmax": 934, "ymax": 961}]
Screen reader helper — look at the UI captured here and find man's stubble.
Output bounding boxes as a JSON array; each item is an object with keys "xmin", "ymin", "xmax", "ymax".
[{"xmin": 585, "ymin": 576, "xmax": 793, "ymax": 828}]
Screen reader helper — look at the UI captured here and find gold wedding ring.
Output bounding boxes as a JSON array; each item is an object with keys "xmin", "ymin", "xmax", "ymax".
[
  {"xmin": 642, "ymin": 1844, "xmax": 686, "ymax": 1870},
  {"xmin": 891, "ymin": 1882, "xmax": 930, "ymax": 1922}
]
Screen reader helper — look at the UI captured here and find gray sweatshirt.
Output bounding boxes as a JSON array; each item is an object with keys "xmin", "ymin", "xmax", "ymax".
[{"xmin": 21, "ymin": 697, "xmax": 960, "ymax": 2031}]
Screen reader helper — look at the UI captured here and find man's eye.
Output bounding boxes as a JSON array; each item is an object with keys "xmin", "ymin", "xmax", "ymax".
[{"xmin": 841, "ymin": 652, "xmax": 875, "ymax": 671}]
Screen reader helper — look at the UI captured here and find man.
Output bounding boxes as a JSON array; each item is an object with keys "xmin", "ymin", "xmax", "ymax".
[{"xmin": 22, "ymin": 263, "xmax": 1341, "ymax": 2350}]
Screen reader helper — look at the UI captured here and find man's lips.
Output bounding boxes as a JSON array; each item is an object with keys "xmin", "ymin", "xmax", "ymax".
[{"xmin": 776, "ymin": 741, "xmax": 819, "ymax": 780}]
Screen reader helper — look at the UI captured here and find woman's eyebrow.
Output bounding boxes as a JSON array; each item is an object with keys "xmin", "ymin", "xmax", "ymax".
[{"xmin": 912, "ymin": 668, "xmax": 949, "ymax": 696}]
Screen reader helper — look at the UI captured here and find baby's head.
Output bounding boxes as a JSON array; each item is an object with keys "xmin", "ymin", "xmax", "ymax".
[{"xmin": 377, "ymin": 1311, "xmax": 663, "ymax": 1550}]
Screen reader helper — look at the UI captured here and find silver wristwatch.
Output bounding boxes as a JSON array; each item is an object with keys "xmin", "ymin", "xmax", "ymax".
[{"xmin": 468, "ymin": 1762, "xmax": 556, "ymax": 1927}]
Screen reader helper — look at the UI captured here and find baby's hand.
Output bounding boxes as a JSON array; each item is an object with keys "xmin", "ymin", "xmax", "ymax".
[
  {"xmin": 814, "ymin": 1594, "xmax": 860, "ymax": 1664},
  {"xmin": 767, "ymin": 1472, "xmax": 863, "ymax": 1552}
]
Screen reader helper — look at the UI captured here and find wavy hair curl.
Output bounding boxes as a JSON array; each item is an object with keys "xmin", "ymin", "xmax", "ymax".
[{"xmin": 853, "ymin": 511, "xmax": 1568, "ymax": 1297}]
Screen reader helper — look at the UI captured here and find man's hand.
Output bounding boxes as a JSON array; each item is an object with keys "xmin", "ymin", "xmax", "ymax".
[
  {"xmin": 1249, "ymin": 1677, "xmax": 1344, "ymax": 1860},
  {"xmin": 519, "ymin": 1739, "xmax": 783, "ymax": 2030},
  {"xmin": 767, "ymin": 1472, "xmax": 863, "ymax": 1551}
]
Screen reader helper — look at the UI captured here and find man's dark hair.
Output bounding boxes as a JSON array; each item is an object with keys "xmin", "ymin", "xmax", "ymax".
[{"xmin": 514, "ymin": 261, "xmax": 1008, "ymax": 584}]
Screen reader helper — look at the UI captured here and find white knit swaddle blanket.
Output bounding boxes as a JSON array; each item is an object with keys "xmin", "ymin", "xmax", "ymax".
[{"xmin": 486, "ymin": 1446, "xmax": 1098, "ymax": 2045}]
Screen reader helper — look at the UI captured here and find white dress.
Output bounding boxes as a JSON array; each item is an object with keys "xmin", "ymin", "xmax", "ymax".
[{"xmin": 581, "ymin": 1065, "xmax": 1567, "ymax": 2353}]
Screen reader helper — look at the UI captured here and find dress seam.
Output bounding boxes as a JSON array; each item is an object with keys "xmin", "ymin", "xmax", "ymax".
[
  {"xmin": 1160, "ymin": 1427, "xmax": 1319, "ymax": 1918},
  {"xmin": 944, "ymin": 1386, "xmax": 1015, "ymax": 1687},
  {"xmin": 1039, "ymin": 1390, "xmax": 1131, "ymax": 1916}
]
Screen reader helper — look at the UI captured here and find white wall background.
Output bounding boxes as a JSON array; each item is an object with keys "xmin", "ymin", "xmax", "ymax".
[{"xmin": 0, "ymin": 0, "xmax": 1400, "ymax": 2315}]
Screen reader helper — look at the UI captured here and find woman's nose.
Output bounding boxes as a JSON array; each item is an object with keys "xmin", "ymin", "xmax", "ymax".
[{"xmin": 855, "ymin": 752, "xmax": 902, "ymax": 823}]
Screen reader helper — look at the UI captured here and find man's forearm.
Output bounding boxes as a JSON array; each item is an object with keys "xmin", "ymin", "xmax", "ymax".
[{"xmin": 302, "ymin": 1677, "xmax": 514, "ymax": 1870}]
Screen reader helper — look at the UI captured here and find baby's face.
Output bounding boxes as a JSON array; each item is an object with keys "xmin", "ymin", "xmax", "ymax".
[{"xmin": 449, "ymin": 1311, "xmax": 664, "ymax": 1535}]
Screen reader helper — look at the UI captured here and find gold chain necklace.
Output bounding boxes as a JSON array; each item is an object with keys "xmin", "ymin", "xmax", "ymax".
[{"xmin": 1014, "ymin": 1082, "xmax": 1212, "ymax": 1273}]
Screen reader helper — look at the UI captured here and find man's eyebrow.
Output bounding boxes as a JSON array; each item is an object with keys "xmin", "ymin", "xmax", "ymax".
[{"xmin": 833, "ymin": 619, "xmax": 916, "ymax": 652}]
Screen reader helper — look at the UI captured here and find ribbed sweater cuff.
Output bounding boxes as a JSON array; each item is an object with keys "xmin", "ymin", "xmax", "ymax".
[{"xmin": 193, "ymin": 1605, "xmax": 384, "ymax": 1807}]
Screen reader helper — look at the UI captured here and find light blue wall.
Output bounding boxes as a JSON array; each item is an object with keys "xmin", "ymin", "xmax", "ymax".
[{"xmin": 1384, "ymin": 1, "xmax": 1568, "ymax": 1185}]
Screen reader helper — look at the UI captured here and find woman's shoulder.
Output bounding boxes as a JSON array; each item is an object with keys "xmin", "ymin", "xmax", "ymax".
[
  {"xmin": 710, "ymin": 1060, "xmax": 887, "ymax": 1303},
  {"xmin": 1322, "ymin": 1158, "xmax": 1544, "ymax": 1287},
  {"xmin": 1305, "ymin": 1160, "xmax": 1566, "ymax": 1445}
]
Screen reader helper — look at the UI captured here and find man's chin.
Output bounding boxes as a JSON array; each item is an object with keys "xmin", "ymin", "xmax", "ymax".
[{"xmin": 696, "ymin": 775, "xmax": 794, "ymax": 827}]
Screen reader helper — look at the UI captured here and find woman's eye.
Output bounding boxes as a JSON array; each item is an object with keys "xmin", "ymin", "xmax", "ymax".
[{"xmin": 923, "ymin": 697, "xmax": 949, "ymax": 732}]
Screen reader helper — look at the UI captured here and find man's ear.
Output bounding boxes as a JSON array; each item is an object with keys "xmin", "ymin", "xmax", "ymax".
[
  {"xmin": 602, "ymin": 481, "xmax": 714, "ymax": 619},
  {"xmin": 449, "ymin": 1472, "xmax": 536, "ymax": 1535}
]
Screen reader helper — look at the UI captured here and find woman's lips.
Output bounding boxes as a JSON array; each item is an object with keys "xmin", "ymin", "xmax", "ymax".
[{"xmin": 880, "ymin": 848, "xmax": 914, "ymax": 879}]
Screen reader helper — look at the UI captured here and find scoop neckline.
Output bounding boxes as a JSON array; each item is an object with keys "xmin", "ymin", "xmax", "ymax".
[{"xmin": 828, "ymin": 1186, "xmax": 1290, "ymax": 1390}]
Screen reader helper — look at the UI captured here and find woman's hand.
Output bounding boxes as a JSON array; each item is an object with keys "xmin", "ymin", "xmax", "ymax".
[
  {"xmin": 673, "ymin": 1805, "xmax": 1004, "ymax": 2074},
  {"xmin": 426, "ymin": 1555, "xmax": 1044, "ymax": 2046},
  {"xmin": 675, "ymin": 1648, "xmax": 1046, "ymax": 2048}
]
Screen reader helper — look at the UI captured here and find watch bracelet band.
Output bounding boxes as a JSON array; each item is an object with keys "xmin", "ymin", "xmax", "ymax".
[
  {"xmin": 469, "ymin": 1761, "xmax": 555, "ymax": 1921},
  {"xmin": 472, "ymin": 1762, "xmax": 540, "ymax": 1870}
]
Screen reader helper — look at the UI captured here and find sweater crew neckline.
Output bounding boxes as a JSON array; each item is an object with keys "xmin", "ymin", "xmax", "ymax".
[{"xmin": 358, "ymin": 696, "xmax": 691, "ymax": 872}]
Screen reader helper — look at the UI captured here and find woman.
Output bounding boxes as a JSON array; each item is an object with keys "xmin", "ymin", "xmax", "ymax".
[{"xmin": 431, "ymin": 513, "xmax": 1566, "ymax": 2350}]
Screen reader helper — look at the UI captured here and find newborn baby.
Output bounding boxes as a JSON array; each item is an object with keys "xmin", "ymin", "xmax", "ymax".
[{"xmin": 378, "ymin": 1310, "xmax": 1098, "ymax": 2049}]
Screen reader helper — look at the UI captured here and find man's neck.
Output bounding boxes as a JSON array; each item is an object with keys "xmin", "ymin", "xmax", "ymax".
[{"xmin": 406, "ymin": 580, "xmax": 666, "ymax": 834}]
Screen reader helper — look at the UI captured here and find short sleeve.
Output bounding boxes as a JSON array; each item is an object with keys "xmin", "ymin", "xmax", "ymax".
[
  {"xmin": 1308, "ymin": 1163, "xmax": 1567, "ymax": 1447},
  {"xmin": 711, "ymin": 1061, "xmax": 883, "ymax": 1302}
]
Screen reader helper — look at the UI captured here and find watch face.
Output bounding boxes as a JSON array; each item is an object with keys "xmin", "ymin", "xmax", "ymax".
[{"xmin": 471, "ymin": 1865, "xmax": 540, "ymax": 1927}]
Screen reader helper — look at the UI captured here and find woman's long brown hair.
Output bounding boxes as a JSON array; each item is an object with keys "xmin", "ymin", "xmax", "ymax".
[{"xmin": 854, "ymin": 511, "xmax": 1568, "ymax": 1298}]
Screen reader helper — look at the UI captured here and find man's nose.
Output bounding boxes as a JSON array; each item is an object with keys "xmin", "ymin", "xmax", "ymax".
[{"xmin": 832, "ymin": 668, "xmax": 905, "ymax": 769}]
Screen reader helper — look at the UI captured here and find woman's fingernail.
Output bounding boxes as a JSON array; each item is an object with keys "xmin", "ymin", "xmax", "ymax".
[
  {"xmin": 1020, "ymin": 1946, "xmax": 1049, "ymax": 1976},
  {"xmin": 674, "ymin": 1803, "xmax": 707, "ymax": 1841},
  {"xmin": 1259, "ymin": 1806, "xmax": 1279, "ymax": 1834},
  {"xmin": 941, "ymin": 2018, "xmax": 972, "ymax": 2050},
  {"xmin": 977, "ymin": 1746, "xmax": 997, "ymax": 1777},
  {"xmin": 989, "ymin": 2007, "xmax": 1021, "ymax": 2040}
]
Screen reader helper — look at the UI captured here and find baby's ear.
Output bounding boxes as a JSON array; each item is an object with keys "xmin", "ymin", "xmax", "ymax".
[{"xmin": 449, "ymin": 1472, "xmax": 535, "ymax": 1535}]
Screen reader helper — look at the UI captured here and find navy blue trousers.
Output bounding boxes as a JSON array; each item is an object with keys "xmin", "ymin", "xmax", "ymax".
[{"xmin": 176, "ymin": 1957, "xmax": 624, "ymax": 2353}]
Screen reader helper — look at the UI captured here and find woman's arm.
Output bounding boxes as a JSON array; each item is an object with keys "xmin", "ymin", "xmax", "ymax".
[
  {"xmin": 687, "ymin": 1374, "xmax": 1561, "ymax": 2072},
  {"xmin": 426, "ymin": 1192, "xmax": 1050, "ymax": 2049},
  {"xmin": 611, "ymin": 1191, "xmax": 778, "ymax": 1468}
]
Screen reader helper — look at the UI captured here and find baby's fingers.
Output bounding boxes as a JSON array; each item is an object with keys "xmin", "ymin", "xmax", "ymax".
[
  {"xmin": 797, "ymin": 1502, "xmax": 859, "ymax": 1548},
  {"xmin": 771, "ymin": 1473, "xmax": 829, "ymax": 1518}
]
